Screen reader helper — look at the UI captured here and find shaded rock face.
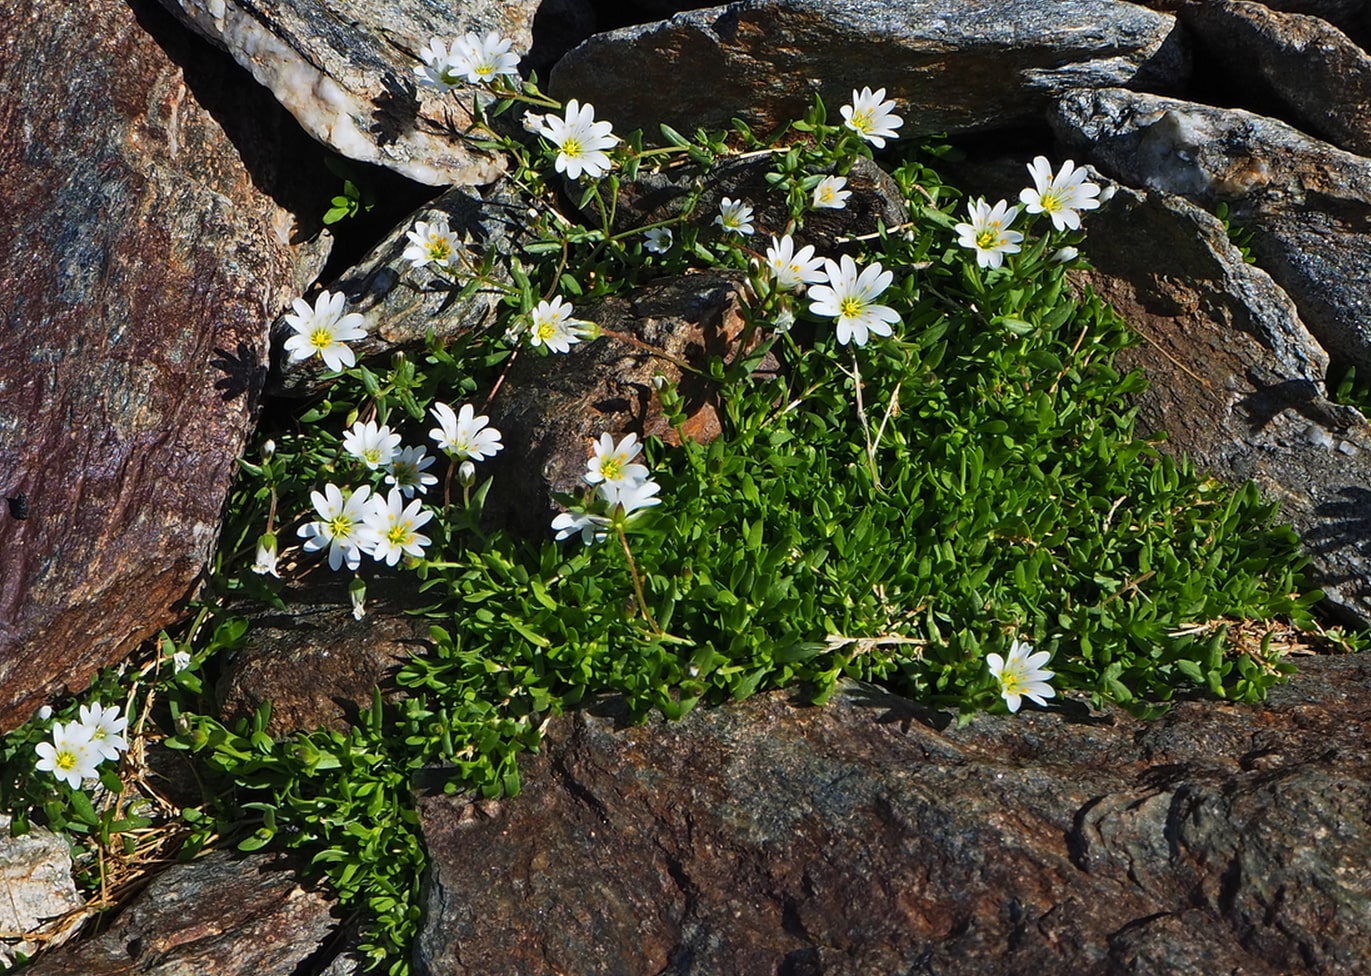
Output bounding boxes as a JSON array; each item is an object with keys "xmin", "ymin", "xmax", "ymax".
[
  {"xmin": 24, "ymin": 851, "xmax": 341, "ymax": 975},
  {"xmin": 0, "ymin": 816, "xmax": 83, "ymax": 966},
  {"xmin": 550, "ymin": 0, "xmax": 1188, "ymax": 141},
  {"xmin": 415, "ymin": 654, "xmax": 1371, "ymax": 975},
  {"xmin": 0, "ymin": 0, "xmax": 330, "ymax": 732},
  {"xmin": 1076, "ymin": 186, "xmax": 1371, "ymax": 626},
  {"xmin": 1050, "ymin": 87, "xmax": 1371, "ymax": 375}
]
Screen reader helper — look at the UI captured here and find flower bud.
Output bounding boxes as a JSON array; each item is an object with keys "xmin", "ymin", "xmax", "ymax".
[
  {"xmin": 252, "ymin": 533, "xmax": 280, "ymax": 577},
  {"xmin": 458, "ymin": 460, "xmax": 477, "ymax": 486},
  {"xmin": 37, "ymin": 705, "xmax": 52, "ymax": 721},
  {"xmin": 349, "ymin": 577, "xmax": 367, "ymax": 621},
  {"xmin": 261, "ymin": 439, "xmax": 276, "ymax": 460},
  {"xmin": 1050, "ymin": 246, "xmax": 1079, "ymax": 264}
]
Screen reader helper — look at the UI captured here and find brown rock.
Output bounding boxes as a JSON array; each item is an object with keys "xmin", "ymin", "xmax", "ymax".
[
  {"xmin": 415, "ymin": 654, "xmax": 1371, "ymax": 975},
  {"xmin": 25, "ymin": 851, "xmax": 340, "ymax": 975},
  {"xmin": 0, "ymin": 0, "xmax": 330, "ymax": 732}
]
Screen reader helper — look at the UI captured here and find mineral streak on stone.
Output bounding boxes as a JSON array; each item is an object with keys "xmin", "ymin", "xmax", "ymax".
[
  {"xmin": 550, "ymin": 0, "xmax": 1188, "ymax": 142},
  {"xmin": 1051, "ymin": 87, "xmax": 1371, "ymax": 375},
  {"xmin": 415, "ymin": 656, "xmax": 1371, "ymax": 974},
  {"xmin": 0, "ymin": 0, "xmax": 330, "ymax": 732},
  {"xmin": 22, "ymin": 851, "xmax": 340, "ymax": 975},
  {"xmin": 155, "ymin": 0, "xmax": 532, "ymax": 186}
]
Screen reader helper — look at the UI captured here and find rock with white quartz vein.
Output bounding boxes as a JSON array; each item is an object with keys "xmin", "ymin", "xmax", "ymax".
[{"xmin": 153, "ymin": 0, "xmax": 578, "ymax": 186}]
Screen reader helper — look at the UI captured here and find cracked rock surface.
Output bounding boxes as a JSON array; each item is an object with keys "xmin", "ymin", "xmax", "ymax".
[{"xmin": 414, "ymin": 653, "xmax": 1371, "ymax": 975}]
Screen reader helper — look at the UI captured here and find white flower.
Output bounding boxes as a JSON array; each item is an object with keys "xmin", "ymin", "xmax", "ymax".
[
  {"xmin": 449, "ymin": 31, "xmax": 520, "ymax": 83},
  {"xmin": 714, "ymin": 197, "xmax": 754, "ymax": 236},
  {"xmin": 536, "ymin": 99, "xmax": 619, "ymax": 180},
  {"xmin": 812, "ymin": 176, "xmax": 851, "ymax": 210},
  {"xmin": 172, "ymin": 650, "xmax": 192, "ymax": 673},
  {"xmin": 643, "ymin": 227, "xmax": 673, "ymax": 254},
  {"xmin": 551, "ymin": 510, "xmax": 611, "ymax": 546},
  {"xmin": 299, "ymin": 483, "xmax": 379, "ymax": 572},
  {"xmin": 954, "ymin": 198, "xmax": 1024, "ymax": 270},
  {"xmin": 385, "ymin": 445, "xmax": 438, "ymax": 498},
  {"xmin": 365, "ymin": 488, "xmax": 433, "ymax": 566},
  {"xmin": 1051, "ymin": 246, "xmax": 1080, "ymax": 264},
  {"xmin": 807, "ymin": 254, "xmax": 900, "ymax": 346},
  {"xmin": 841, "ymin": 87, "xmax": 903, "ymax": 148},
  {"xmin": 774, "ymin": 307, "xmax": 796, "ymax": 333},
  {"xmin": 764, "ymin": 235, "xmax": 826, "ymax": 292},
  {"xmin": 600, "ymin": 477, "xmax": 662, "ymax": 516},
  {"xmin": 282, "ymin": 290, "xmax": 368, "ymax": 372},
  {"xmin": 261, "ymin": 439, "xmax": 276, "ymax": 460},
  {"xmin": 987, "ymin": 640, "xmax": 1056, "ymax": 713},
  {"xmin": 342, "ymin": 420, "xmax": 402, "ymax": 470},
  {"xmin": 36, "ymin": 721, "xmax": 99, "ymax": 788},
  {"xmin": 78, "ymin": 702, "xmax": 128, "ymax": 762},
  {"xmin": 37, "ymin": 705, "xmax": 52, "ymax": 721},
  {"xmin": 429, "ymin": 402, "xmax": 503, "ymax": 461},
  {"xmin": 585, "ymin": 432, "xmax": 649, "ymax": 487},
  {"xmin": 252, "ymin": 533, "xmax": 280, "ymax": 577},
  {"xmin": 1019, "ymin": 156, "xmax": 1101, "ymax": 232},
  {"xmin": 529, "ymin": 296, "xmax": 588, "ymax": 354},
  {"xmin": 521, "ymin": 110, "xmax": 547, "ymax": 133},
  {"xmin": 403, "ymin": 218, "xmax": 458, "ymax": 270},
  {"xmin": 414, "ymin": 37, "xmax": 464, "ymax": 92}
]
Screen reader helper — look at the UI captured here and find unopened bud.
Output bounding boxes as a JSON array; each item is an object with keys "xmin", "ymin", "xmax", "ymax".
[
  {"xmin": 458, "ymin": 460, "xmax": 477, "ymax": 486},
  {"xmin": 349, "ymin": 577, "xmax": 367, "ymax": 621},
  {"xmin": 261, "ymin": 439, "xmax": 276, "ymax": 460}
]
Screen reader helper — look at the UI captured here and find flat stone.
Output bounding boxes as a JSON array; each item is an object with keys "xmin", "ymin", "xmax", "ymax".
[
  {"xmin": 0, "ymin": 817, "xmax": 84, "ymax": 968},
  {"xmin": 415, "ymin": 653, "xmax": 1371, "ymax": 974},
  {"xmin": 0, "ymin": 0, "xmax": 330, "ymax": 732},
  {"xmin": 154, "ymin": 0, "xmax": 554, "ymax": 185},
  {"xmin": 550, "ymin": 0, "xmax": 1187, "ymax": 143}
]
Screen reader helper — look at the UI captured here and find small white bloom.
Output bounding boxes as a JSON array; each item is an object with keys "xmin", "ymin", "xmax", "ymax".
[
  {"xmin": 537, "ymin": 99, "xmax": 619, "ymax": 180},
  {"xmin": 172, "ymin": 650, "xmax": 192, "ymax": 673},
  {"xmin": 448, "ymin": 31, "xmax": 520, "ymax": 83},
  {"xmin": 299, "ymin": 483, "xmax": 379, "ymax": 572},
  {"xmin": 36, "ymin": 721, "xmax": 99, "ymax": 788},
  {"xmin": 774, "ymin": 307, "xmax": 796, "ymax": 333},
  {"xmin": 365, "ymin": 488, "xmax": 434, "ymax": 566},
  {"xmin": 78, "ymin": 702, "xmax": 128, "ymax": 762},
  {"xmin": 764, "ymin": 235, "xmax": 826, "ymax": 292},
  {"xmin": 282, "ymin": 290, "xmax": 368, "ymax": 373},
  {"xmin": 414, "ymin": 37, "xmax": 464, "ymax": 92},
  {"xmin": 252, "ymin": 532, "xmax": 280, "ymax": 577},
  {"xmin": 585, "ymin": 432, "xmax": 649, "ymax": 487},
  {"xmin": 349, "ymin": 577, "xmax": 367, "ymax": 621},
  {"xmin": 714, "ymin": 197, "xmax": 754, "ymax": 236},
  {"xmin": 987, "ymin": 640, "xmax": 1056, "ymax": 713},
  {"xmin": 343, "ymin": 420, "xmax": 402, "ymax": 471},
  {"xmin": 385, "ymin": 445, "xmax": 439, "ymax": 498},
  {"xmin": 807, "ymin": 254, "xmax": 900, "ymax": 346},
  {"xmin": 954, "ymin": 198, "xmax": 1024, "ymax": 270},
  {"xmin": 841, "ymin": 87, "xmax": 903, "ymax": 148},
  {"xmin": 812, "ymin": 176, "xmax": 851, "ymax": 210},
  {"xmin": 643, "ymin": 227, "xmax": 673, "ymax": 254},
  {"xmin": 551, "ymin": 510, "xmax": 611, "ymax": 545},
  {"xmin": 429, "ymin": 402, "xmax": 503, "ymax": 461},
  {"xmin": 522, "ymin": 110, "xmax": 547, "ymax": 133},
  {"xmin": 529, "ymin": 296, "xmax": 588, "ymax": 354},
  {"xmin": 600, "ymin": 477, "xmax": 662, "ymax": 517},
  {"xmin": 1019, "ymin": 157, "xmax": 1101, "ymax": 232},
  {"xmin": 403, "ymin": 218, "xmax": 458, "ymax": 270},
  {"xmin": 1051, "ymin": 246, "xmax": 1080, "ymax": 264}
]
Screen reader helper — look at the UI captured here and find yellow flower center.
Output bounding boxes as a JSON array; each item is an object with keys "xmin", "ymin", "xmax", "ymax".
[
  {"xmin": 1039, "ymin": 190, "xmax": 1062, "ymax": 212},
  {"xmin": 600, "ymin": 457, "xmax": 623, "ymax": 481},
  {"xmin": 328, "ymin": 515, "xmax": 353, "ymax": 538},
  {"xmin": 561, "ymin": 136, "xmax": 583, "ymax": 159},
  {"xmin": 386, "ymin": 522, "xmax": 413, "ymax": 547},
  {"xmin": 975, "ymin": 228, "xmax": 1001, "ymax": 249},
  {"xmin": 55, "ymin": 750, "xmax": 78, "ymax": 771},
  {"xmin": 363, "ymin": 448, "xmax": 382, "ymax": 465},
  {"xmin": 309, "ymin": 327, "xmax": 334, "ymax": 351},
  {"xmin": 1001, "ymin": 672, "xmax": 1023, "ymax": 695},
  {"xmin": 427, "ymin": 238, "xmax": 451, "ymax": 261},
  {"xmin": 536, "ymin": 320, "xmax": 556, "ymax": 340},
  {"xmin": 839, "ymin": 296, "xmax": 864, "ymax": 319},
  {"xmin": 851, "ymin": 109, "xmax": 873, "ymax": 133}
]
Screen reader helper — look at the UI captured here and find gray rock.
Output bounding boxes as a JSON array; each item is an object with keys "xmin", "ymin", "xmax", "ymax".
[
  {"xmin": 153, "ymin": 0, "xmax": 542, "ymax": 185},
  {"xmin": 414, "ymin": 654, "xmax": 1371, "ymax": 975},
  {"xmin": 0, "ymin": 0, "xmax": 330, "ymax": 732},
  {"xmin": 550, "ymin": 0, "xmax": 1188, "ymax": 144},
  {"xmin": 0, "ymin": 817, "xmax": 83, "ymax": 967},
  {"xmin": 1180, "ymin": 0, "xmax": 1371, "ymax": 157},
  {"xmin": 24, "ymin": 851, "xmax": 340, "ymax": 975},
  {"xmin": 1050, "ymin": 87, "xmax": 1371, "ymax": 374},
  {"xmin": 1076, "ymin": 184, "xmax": 1371, "ymax": 631}
]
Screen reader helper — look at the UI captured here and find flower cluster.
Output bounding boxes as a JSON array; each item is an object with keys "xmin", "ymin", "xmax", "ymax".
[
  {"xmin": 552, "ymin": 432, "xmax": 662, "ymax": 544},
  {"xmin": 35, "ymin": 703, "xmax": 128, "ymax": 788},
  {"xmin": 955, "ymin": 158, "xmax": 1101, "ymax": 268},
  {"xmin": 760, "ymin": 234, "xmax": 900, "ymax": 347},
  {"xmin": 415, "ymin": 32, "xmax": 519, "ymax": 92}
]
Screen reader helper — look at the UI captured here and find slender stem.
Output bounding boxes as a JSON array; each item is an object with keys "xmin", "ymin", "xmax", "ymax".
[
  {"xmin": 616, "ymin": 526, "xmax": 661, "ymax": 634},
  {"xmin": 848, "ymin": 347, "xmax": 881, "ymax": 488}
]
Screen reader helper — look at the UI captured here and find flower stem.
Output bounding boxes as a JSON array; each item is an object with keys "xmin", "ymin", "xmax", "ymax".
[{"xmin": 616, "ymin": 526, "xmax": 661, "ymax": 634}]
